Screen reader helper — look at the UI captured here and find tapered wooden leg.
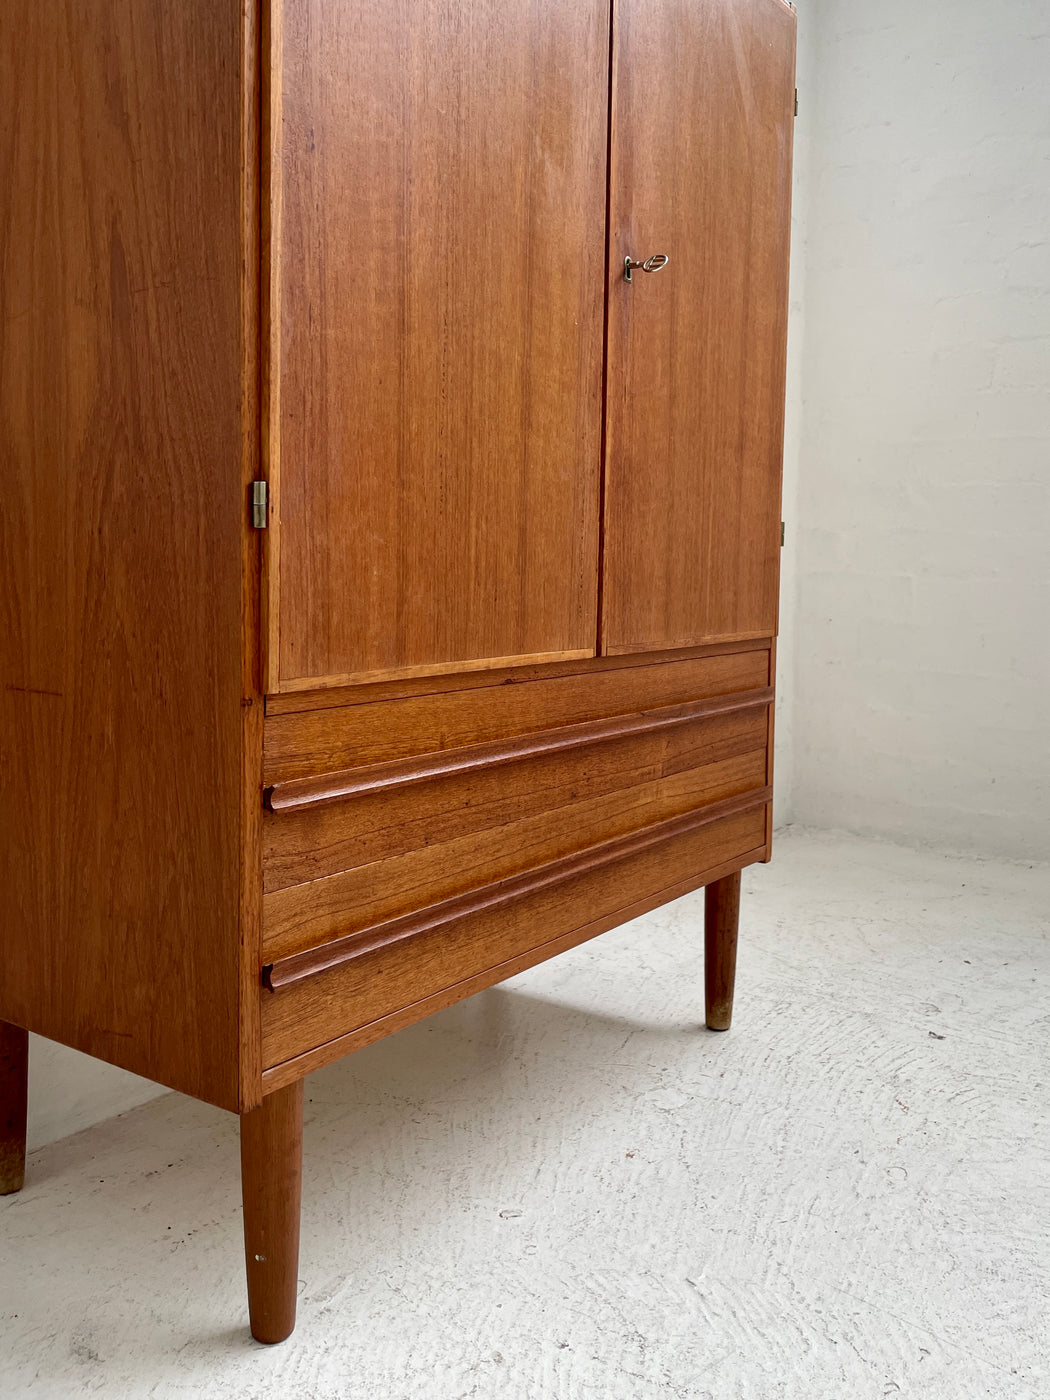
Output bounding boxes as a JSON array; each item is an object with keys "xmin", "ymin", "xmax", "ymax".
[
  {"xmin": 705, "ymin": 870, "xmax": 741, "ymax": 1031},
  {"xmin": 240, "ymin": 1080, "xmax": 304, "ymax": 1344},
  {"xmin": 1, "ymin": 1021, "xmax": 29, "ymax": 1196}
]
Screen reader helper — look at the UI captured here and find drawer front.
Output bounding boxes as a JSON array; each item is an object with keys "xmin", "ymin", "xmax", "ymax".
[
  {"xmin": 261, "ymin": 800, "xmax": 768, "ymax": 1078},
  {"xmin": 263, "ymin": 701, "xmax": 768, "ymax": 960},
  {"xmin": 263, "ymin": 645, "xmax": 770, "ymax": 784},
  {"xmin": 259, "ymin": 646, "xmax": 773, "ymax": 1078}
]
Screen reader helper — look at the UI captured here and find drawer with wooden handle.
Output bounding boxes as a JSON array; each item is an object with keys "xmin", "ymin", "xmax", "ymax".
[{"xmin": 260, "ymin": 654, "xmax": 773, "ymax": 1083}]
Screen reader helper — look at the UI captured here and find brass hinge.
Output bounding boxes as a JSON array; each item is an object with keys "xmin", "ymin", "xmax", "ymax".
[
  {"xmin": 794, "ymin": 88, "xmax": 799, "ymax": 117},
  {"xmin": 251, "ymin": 480, "xmax": 268, "ymax": 529}
]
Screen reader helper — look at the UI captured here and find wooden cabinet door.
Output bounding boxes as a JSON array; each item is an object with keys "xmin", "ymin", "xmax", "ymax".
[
  {"xmin": 268, "ymin": 0, "xmax": 610, "ymax": 692},
  {"xmin": 601, "ymin": 0, "xmax": 796, "ymax": 655}
]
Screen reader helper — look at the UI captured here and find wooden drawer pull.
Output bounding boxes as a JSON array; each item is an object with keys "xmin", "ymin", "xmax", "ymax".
[
  {"xmin": 263, "ymin": 784, "xmax": 771, "ymax": 992},
  {"xmin": 264, "ymin": 687, "xmax": 773, "ymax": 813}
]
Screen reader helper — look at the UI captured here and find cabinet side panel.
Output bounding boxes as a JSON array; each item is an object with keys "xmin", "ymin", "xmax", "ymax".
[{"xmin": 0, "ymin": 1, "xmax": 251, "ymax": 1109}]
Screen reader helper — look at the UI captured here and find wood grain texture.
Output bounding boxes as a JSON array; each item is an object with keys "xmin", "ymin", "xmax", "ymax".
[
  {"xmin": 269, "ymin": 0, "xmax": 610, "ymax": 689},
  {"xmin": 601, "ymin": 0, "xmax": 796, "ymax": 652},
  {"xmin": 263, "ymin": 648, "xmax": 770, "ymax": 783},
  {"xmin": 261, "ymin": 0, "xmax": 283, "ymax": 688},
  {"xmin": 238, "ymin": 0, "xmax": 265, "ymax": 1111},
  {"xmin": 263, "ymin": 640, "xmax": 771, "ymax": 717},
  {"xmin": 265, "ymin": 751, "xmax": 768, "ymax": 959},
  {"xmin": 275, "ymin": 651, "xmax": 596, "ymax": 696},
  {"xmin": 262, "ymin": 801, "xmax": 768, "ymax": 1067},
  {"xmin": 264, "ymin": 704, "xmax": 767, "ymax": 894},
  {"xmin": 266, "ymin": 687, "xmax": 771, "ymax": 813},
  {"xmin": 261, "ymin": 845, "xmax": 760, "ymax": 1092},
  {"xmin": 266, "ymin": 786, "xmax": 769, "ymax": 985},
  {"xmin": 241, "ymin": 1080, "xmax": 303, "ymax": 1345},
  {"xmin": 0, "ymin": 1023, "xmax": 28, "ymax": 1196},
  {"xmin": 705, "ymin": 869, "xmax": 741, "ymax": 1030},
  {"xmin": 0, "ymin": 1, "xmax": 257, "ymax": 1110},
  {"xmin": 263, "ymin": 641, "xmax": 772, "ymax": 720}
]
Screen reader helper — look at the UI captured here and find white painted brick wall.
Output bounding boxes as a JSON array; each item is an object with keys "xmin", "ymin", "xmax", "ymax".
[
  {"xmin": 787, "ymin": 0, "xmax": 1050, "ymax": 859},
  {"xmin": 774, "ymin": 0, "xmax": 814, "ymax": 827}
]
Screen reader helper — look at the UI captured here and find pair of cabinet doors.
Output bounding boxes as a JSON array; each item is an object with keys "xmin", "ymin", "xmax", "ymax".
[{"xmin": 266, "ymin": 0, "xmax": 796, "ymax": 694}]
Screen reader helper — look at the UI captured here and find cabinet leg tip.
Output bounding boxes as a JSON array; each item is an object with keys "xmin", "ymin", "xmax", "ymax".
[
  {"xmin": 0, "ymin": 1153, "xmax": 26, "ymax": 1196},
  {"xmin": 250, "ymin": 1324, "xmax": 296, "ymax": 1346}
]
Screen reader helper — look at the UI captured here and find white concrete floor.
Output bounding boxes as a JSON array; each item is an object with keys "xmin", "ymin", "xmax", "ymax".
[{"xmin": 2, "ymin": 828, "xmax": 1048, "ymax": 1399}]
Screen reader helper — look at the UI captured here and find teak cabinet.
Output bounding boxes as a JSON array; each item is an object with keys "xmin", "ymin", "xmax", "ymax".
[{"xmin": 0, "ymin": 0, "xmax": 795, "ymax": 1344}]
